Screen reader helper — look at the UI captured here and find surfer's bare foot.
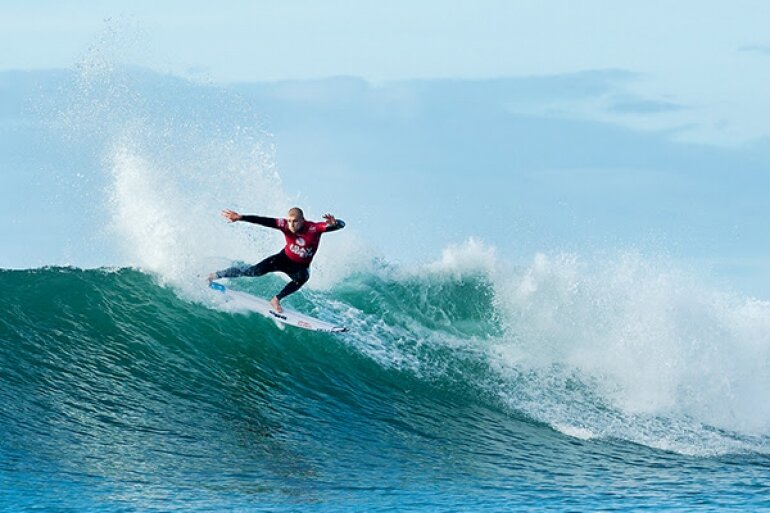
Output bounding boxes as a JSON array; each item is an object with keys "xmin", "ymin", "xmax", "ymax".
[
  {"xmin": 207, "ymin": 273, "xmax": 216, "ymax": 284},
  {"xmin": 270, "ymin": 296, "xmax": 283, "ymax": 313}
]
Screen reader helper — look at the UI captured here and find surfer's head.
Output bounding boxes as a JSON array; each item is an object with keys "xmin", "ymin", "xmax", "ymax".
[{"xmin": 286, "ymin": 207, "xmax": 305, "ymax": 233}]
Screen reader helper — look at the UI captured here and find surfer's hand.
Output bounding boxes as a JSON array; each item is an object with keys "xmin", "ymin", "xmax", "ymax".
[
  {"xmin": 323, "ymin": 213, "xmax": 337, "ymax": 227},
  {"xmin": 222, "ymin": 209, "xmax": 242, "ymax": 222}
]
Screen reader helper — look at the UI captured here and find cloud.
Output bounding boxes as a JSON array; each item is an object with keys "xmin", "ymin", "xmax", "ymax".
[
  {"xmin": 738, "ymin": 44, "xmax": 770, "ymax": 56},
  {"xmin": 606, "ymin": 96, "xmax": 685, "ymax": 115}
]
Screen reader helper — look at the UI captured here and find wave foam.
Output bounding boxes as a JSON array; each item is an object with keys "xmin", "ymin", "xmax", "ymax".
[{"xmin": 486, "ymin": 251, "xmax": 770, "ymax": 454}]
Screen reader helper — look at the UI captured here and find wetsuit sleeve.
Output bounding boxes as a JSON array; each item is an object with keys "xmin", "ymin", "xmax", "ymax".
[
  {"xmin": 324, "ymin": 219, "xmax": 345, "ymax": 232},
  {"xmin": 239, "ymin": 215, "xmax": 279, "ymax": 228}
]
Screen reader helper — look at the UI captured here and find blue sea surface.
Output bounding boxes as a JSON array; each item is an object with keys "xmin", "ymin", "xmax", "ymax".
[{"xmin": 1, "ymin": 268, "xmax": 769, "ymax": 512}]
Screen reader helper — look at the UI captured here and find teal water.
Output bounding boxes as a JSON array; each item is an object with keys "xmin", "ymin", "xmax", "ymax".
[{"xmin": 1, "ymin": 267, "xmax": 768, "ymax": 512}]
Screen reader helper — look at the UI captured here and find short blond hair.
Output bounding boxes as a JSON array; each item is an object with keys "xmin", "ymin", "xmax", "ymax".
[{"xmin": 288, "ymin": 207, "xmax": 304, "ymax": 218}]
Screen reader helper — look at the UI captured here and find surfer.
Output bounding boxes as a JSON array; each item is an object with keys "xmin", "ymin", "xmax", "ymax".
[{"xmin": 208, "ymin": 207, "xmax": 345, "ymax": 313}]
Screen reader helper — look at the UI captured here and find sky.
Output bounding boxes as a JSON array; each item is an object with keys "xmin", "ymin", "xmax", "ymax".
[
  {"xmin": 2, "ymin": 1, "xmax": 770, "ymax": 295},
  {"xmin": 2, "ymin": 1, "xmax": 770, "ymax": 145}
]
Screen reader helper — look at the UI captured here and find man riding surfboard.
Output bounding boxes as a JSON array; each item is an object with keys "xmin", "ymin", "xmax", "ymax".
[{"xmin": 208, "ymin": 207, "xmax": 345, "ymax": 313}]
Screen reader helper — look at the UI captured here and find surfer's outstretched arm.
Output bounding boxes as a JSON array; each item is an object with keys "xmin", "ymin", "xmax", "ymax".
[
  {"xmin": 323, "ymin": 213, "xmax": 346, "ymax": 232},
  {"xmin": 221, "ymin": 210, "xmax": 277, "ymax": 228},
  {"xmin": 240, "ymin": 215, "xmax": 279, "ymax": 227}
]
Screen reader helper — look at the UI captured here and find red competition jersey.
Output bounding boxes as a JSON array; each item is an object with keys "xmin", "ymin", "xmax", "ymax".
[{"xmin": 275, "ymin": 219, "xmax": 330, "ymax": 264}]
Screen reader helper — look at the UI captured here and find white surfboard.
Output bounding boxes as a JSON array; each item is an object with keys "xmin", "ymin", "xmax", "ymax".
[{"xmin": 209, "ymin": 281, "xmax": 348, "ymax": 333}]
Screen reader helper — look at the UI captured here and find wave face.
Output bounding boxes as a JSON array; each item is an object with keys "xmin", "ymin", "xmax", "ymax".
[{"xmin": 2, "ymin": 265, "xmax": 769, "ymax": 511}]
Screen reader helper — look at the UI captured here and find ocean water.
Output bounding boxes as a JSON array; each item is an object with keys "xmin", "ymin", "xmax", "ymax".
[
  {"xmin": 1, "ymin": 265, "xmax": 769, "ymax": 512},
  {"xmin": 3, "ymin": 43, "xmax": 770, "ymax": 511}
]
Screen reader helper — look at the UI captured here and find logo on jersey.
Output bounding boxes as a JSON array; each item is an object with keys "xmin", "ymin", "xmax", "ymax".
[
  {"xmin": 290, "ymin": 244, "xmax": 314, "ymax": 259},
  {"xmin": 295, "ymin": 237, "xmax": 306, "ymax": 247}
]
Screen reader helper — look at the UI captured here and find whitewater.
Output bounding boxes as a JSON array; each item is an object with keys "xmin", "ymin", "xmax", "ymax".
[{"xmin": 2, "ymin": 52, "xmax": 770, "ymax": 511}]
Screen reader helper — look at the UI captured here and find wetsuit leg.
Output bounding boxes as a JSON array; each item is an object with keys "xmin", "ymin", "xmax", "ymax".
[
  {"xmin": 214, "ymin": 251, "xmax": 310, "ymax": 301},
  {"xmin": 276, "ymin": 266, "xmax": 310, "ymax": 300},
  {"xmin": 213, "ymin": 252, "xmax": 284, "ymax": 279},
  {"xmin": 213, "ymin": 265, "xmax": 247, "ymax": 279},
  {"xmin": 243, "ymin": 252, "xmax": 285, "ymax": 277}
]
